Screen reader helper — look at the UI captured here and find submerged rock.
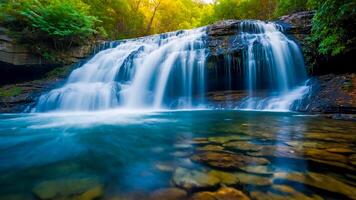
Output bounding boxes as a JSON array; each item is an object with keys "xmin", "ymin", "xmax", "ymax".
[
  {"xmin": 149, "ymin": 188, "xmax": 187, "ymax": 200},
  {"xmin": 273, "ymin": 172, "xmax": 356, "ymax": 199},
  {"xmin": 32, "ymin": 177, "xmax": 103, "ymax": 200},
  {"xmin": 208, "ymin": 135, "xmax": 252, "ymax": 144},
  {"xmin": 172, "ymin": 168, "xmax": 220, "ymax": 191},
  {"xmin": 191, "ymin": 151, "xmax": 270, "ymax": 170},
  {"xmin": 235, "ymin": 173, "xmax": 272, "ymax": 186},
  {"xmin": 208, "ymin": 170, "xmax": 240, "ymax": 186},
  {"xmin": 251, "ymin": 184, "xmax": 323, "ymax": 200},
  {"xmin": 196, "ymin": 145, "xmax": 225, "ymax": 152},
  {"xmin": 304, "ymin": 149, "xmax": 348, "ymax": 163},
  {"xmin": 239, "ymin": 165, "xmax": 274, "ymax": 175},
  {"xmin": 190, "ymin": 187, "xmax": 250, "ymax": 200},
  {"xmin": 223, "ymin": 141, "xmax": 262, "ymax": 152}
]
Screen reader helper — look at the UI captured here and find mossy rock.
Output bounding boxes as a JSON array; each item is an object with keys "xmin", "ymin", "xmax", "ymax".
[{"xmin": 32, "ymin": 177, "xmax": 103, "ymax": 200}]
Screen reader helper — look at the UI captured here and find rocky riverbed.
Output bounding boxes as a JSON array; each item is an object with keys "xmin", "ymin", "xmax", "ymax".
[{"xmin": 0, "ymin": 111, "xmax": 354, "ymax": 200}]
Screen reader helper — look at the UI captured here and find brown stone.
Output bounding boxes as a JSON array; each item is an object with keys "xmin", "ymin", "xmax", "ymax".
[
  {"xmin": 191, "ymin": 151, "xmax": 270, "ymax": 170},
  {"xmin": 273, "ymin": 172, "xmax": 356, "ymax": 200},
  {"xmin": 149, "ymin": 188, "xmax": 187, "ymax": 200},
  {"xmin": 235, "ymin": 173, "xmax": 272, "ymax": 186},
  {"xmin": 172, "ymin": 167, "xmax": 220, "ymax": 191},
  {"xmin": 190, "ymin": 187, "xmax": 250, "ymax": 200},
  {"xmin": 196, "ymin": 145, "xmax": 225, "ymax": 152},
  {"xmin": 223, "ymin": 141, "xmax": 262, "ymax": 152},
  {"xmin": 304, "ymin": 149, "xmax": 348, "ymax": 163}
]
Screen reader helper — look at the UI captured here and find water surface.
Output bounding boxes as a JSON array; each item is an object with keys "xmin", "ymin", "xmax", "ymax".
[{"xmin": 0, "ymin": 110, "xmax": 355, "ymax": 199}]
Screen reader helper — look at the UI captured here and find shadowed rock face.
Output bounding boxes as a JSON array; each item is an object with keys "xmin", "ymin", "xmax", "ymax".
[{"xmin": 0, "ymin": 26, "xmax": 96, "ymax": 86}]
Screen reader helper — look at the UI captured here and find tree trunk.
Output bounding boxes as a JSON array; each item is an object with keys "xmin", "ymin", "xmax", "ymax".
[{"xmin": 146, "ymin": 1, "xmax": 161, "ymax": 34}]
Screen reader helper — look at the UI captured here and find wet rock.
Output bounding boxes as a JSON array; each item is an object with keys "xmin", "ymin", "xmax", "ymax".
[
  {"xmin": 32, "ymin": 177, "xmax": 103, "ymax": 200},
  {"xmin": 208, "ymin": 135, "xmax": 251, "ymax": 144},
  {"xmin": 208, "ymin": 170, "xmax": 239, "ymax": 186},
  {"xmin": 326, "ymin": 148, "xmax": 353, "ymax": 154},
  {"xmin": 149, "ymin": 188, "xmax": 187, "ymax": 200},
  {"xmin": 247, "ymin": 146, "xmax": 301, "ymax": 160},
  {"xmin": 172, "ymin": 167, "xmax": 220, "ymax": 191},
  {"xmin": 274, "ymin": 172, "xmax": 356, "ymax": 199},
  {"xmin": 239, "ymin": 165, "xmax": 274, "ymax": 175},
  {"xmin": 304, "ymin": 132, "xmax": 354, "ymax": 143},
  {"xmin": 196, "ymin": 145, "xmax": 225, "ymax": 152},
  {"xmin": 272, "ymin": 185, "xmax": 323, "ymax": 200},
  {"xmin": 191, "ymin": 151, "xmax": 270, "ymax": 170},
  {"xmin": 190, "ymin": 187, "xmax": 250, "ymax": 200},
  {"xmin": 251, "ymin": 185, "xmax": 323, "ymax": 200},
  {"xmin": 223, "ymin": 141, "xmax": 262, "ymax": 152},
  {"xmin": 285, "ymin": 141, "xmax": 347, "ymax": 150},
  {"xmin": 235, "ymin": 173, "xmax": 272, "ymax": 186},
  {"xmin": 304, "ymin": 149, "xmax": 348, "ymax": 163}
]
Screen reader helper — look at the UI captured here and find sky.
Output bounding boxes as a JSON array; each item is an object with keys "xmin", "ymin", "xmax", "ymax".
[{"xmin": 202, "ymin": 0, "xmax": 214, "ymax": 3}]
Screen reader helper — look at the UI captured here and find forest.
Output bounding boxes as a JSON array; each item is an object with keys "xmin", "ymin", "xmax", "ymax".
[{"xmin": 0, "ymin": 0, "xmax": 354, "ymax": 58}]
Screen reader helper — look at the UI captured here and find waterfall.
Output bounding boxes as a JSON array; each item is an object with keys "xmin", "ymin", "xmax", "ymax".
[
  {"xmin": 234, "ymin": 21, "xmax": 308, "ymax": 111},
  {"xmin": 33, "ymin": 21, "xmax": 309, "ymax": 112}
]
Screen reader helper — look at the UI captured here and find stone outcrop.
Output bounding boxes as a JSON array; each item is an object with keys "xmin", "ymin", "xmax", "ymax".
[
  {"xmin": 0, "ymin": 27, "xmax": 100, "ymax": 113},
  {"xmin": 298, "ymin": 73, "xmax": 356, "ymax": 114},
  {"xmin": 0, "ymin": 26, "xmax": 97, "ymax": 85}
]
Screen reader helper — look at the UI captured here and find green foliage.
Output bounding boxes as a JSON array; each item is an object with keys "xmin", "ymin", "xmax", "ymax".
[
  {"xmin": 274, "ymin": 0, "xmax": 308, "ymax": 17},
  {"xmin": 311, "ymin": 0, "xmax": 356, "ymax": 56},
  {"xmin": 21, "ymin": 0, "xmax": 98, "ymax": 43},
  {"xmin": 1, "ymin": 0, "xmax": 354, "ymax": 59},
  {"xmin": 0, "ymin": 86, "xmax": 23, "ymax": 97}
]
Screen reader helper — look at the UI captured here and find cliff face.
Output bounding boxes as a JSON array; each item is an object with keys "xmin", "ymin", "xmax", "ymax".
[
  {"xmin": 0, "ymin": 26, "xmax": 97, "ymax": 85},
  {"xmin": 0, "ymin": 27, "xmax": 98, "ymax": 112}
]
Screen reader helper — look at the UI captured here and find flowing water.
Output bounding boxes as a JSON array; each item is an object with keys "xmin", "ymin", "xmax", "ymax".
[
  {"xmin": 34, "ymin": 21, "xmax": 308, "ymax": 112},
  {"xmin": 0, "ymin": 111, "xmax": 355, "ymax": 200}
]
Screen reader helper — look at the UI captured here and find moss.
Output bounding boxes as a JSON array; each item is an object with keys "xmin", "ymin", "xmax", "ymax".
[
  {"xmin": 0, "ymin": 86, "xmax": 23, "ymax": 97},
  {"xmin": 44, "ymin": 66, "xmax": 72, "ymax": 80}
]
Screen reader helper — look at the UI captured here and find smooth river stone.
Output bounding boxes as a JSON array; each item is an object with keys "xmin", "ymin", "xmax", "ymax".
[
  {"xmin": 149, "ymin": 188, "xmax": 187, "ymax": 200},
  {"xmin": 304, "ymin": 132, "xmax": 354, "ymax": 143},
  {"xmin": 32, "ymin": 177, "xmax": 103, "ymax": 200},
  {"xmin": 239, "ymin": 165, "xmax": 274, "ymax": 175},
  {"xmin": 304, "ymin": 149, "xmax": 348, "ymax": 163},
  {"xmin": 223, "ymin": 141, "xmax": 262, "ymax": 152},
  {"xmin": 172, "ymin": 167, "xmax": 220, "ymax": 191},
  {"xmin": 234, "ymin": 173, "xmax": 272, "ymax": 186},
  {"xmin": 196, "ymin": 145, "xmax": 225, "ymax": 152},
  {"xmin": 191, "ymin": 151, "xmax": 270, "ymax": 170},
  {"xmin": 190, "ymin": 187, "xmax": 250, "ymax": 200},
  {"xmin": 247, "ymin": 146, "xmax": 301, "ymax": 159},
  {"xmin": 251, "ymin": 185, "xmax": 323, "ymax": 200},
  {"xmin": 273, "ymin": 172, "xmax": 356, "ymax": 200},
  {"xmin": 208, "ymin": 135, "xmax": 252, "ymax": 144},
  {"xmin": 208, "ymin": 170, "xmax": 240, "ymax": 186},
  {"xmin": 285, "ymin": 141, "xmax": 348, "ymax": 150},
  {"xmin": 326, "ymin": 148, "xmax": 353, "ymax": 154}
]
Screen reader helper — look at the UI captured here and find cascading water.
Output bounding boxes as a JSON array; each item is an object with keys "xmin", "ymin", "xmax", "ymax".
[
  {"xmin": 33, "ymin": 21, "xmax": 309, "ymax": 112},
  {"xmin": 34, "ymin": 28, "xmax": 207, "ymax": 112},
  {"xmin": 234, "ymin": 21, "xmax": 309, "ymax": 111}
]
